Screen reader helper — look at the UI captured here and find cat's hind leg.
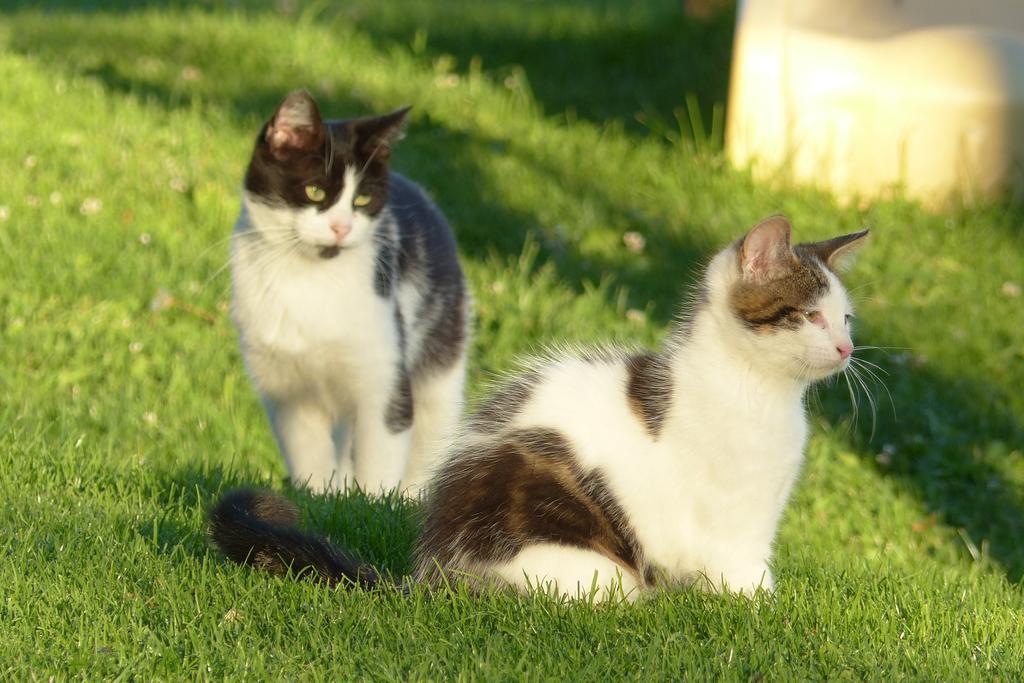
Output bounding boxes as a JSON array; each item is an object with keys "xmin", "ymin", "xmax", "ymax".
[
  {"xmin": 404, "ymin": 357, "xmax": 467, "ymax": 496},
  {"xmin": 492, "ymin": 542, "xmax": 643, "ymax": 602}
]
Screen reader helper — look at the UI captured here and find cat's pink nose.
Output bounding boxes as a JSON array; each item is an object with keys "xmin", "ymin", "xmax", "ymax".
[
  {"xmin": 330, "ymin": 222, "xmax": 351, "ymax": 241},
  {"xmin": 836, "ymin": 342, "xmax": 853, "ymax": 360}
]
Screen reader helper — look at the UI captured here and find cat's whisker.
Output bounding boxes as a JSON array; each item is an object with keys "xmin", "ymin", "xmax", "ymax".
[
  {"xmin": 254, "ymin": 252, "xmax": 302, "ymax": 301},
  {"xmin": 237, "ymin": 237, "xmax": 303, "ymax": 278},
  {"xmin": 843, "ymin": 366, "xmax": 863, "ymax": 429},
  {"xmin": 848, "ymin": 356, "xmax": 888, "ymax": 374},
  {"xmin": 849, "ymin": 357, "xmax": 897, "ymax": 421},
  {"xmin": 846, "ymin": 363, "xmax": 878, "ymax": 440},
  {"xmin": 804, "ymin": 362, "xmax": 829, "ymax": 415},
  {"xmin": 198, "ymin": 234, "xmax": 304, "ymax": 295},
  {"xmin": 862, "ymin": 377, "xmax": 880, "ymax": 441},
  {"xmin": 203, "ymin": 259, "xmax": 237, "ymax": 289},
  {"xmin": 238, "ymin": 231, "xmax": 303, "ymax": 240},
  {"xmin": 852, "ymin": 345, "xmax": 909, "ymax": 354},
  {"xmin": 251, "ymin": 239, "xmax": 305, "ymax": 303},
  {"xmin": 325, "ymin": 130, "xmax": 335, "ymax": 175},
  {"xmin": 360, "ymin": 140, "xmax": 387, "ymax": 176},
  {"xmin": 848, "ymin": 361, "xmax": 886, "ymax": 391},
  {"xmin": 229, "ymin": 240, "xmax": 304, "ymax": 271},
  {"xmin": 848, "ymin": 356, "xmax": 886, "ymax": 382},
  {"xmin": 188, "ymin": 234, "xmax": 236, "ymax": 266},
  {"xmin": 846, "ymin": 281, "xmax": 877, "ymax": 294},
  {"xmin": 844, "ymin": 281, "xmax": 878, "ymax": 307},
  {"xmin": 842, "ymin": 370, "xmax": 860, "ymax": 433}
]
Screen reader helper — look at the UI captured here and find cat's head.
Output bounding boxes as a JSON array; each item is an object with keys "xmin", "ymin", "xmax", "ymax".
[
  {"xmin": 242, "ymin": 90, "xmax": 410, "ymax": 258},
  {"xmin": 709, "ymin": 216, "xmax": 869, "ymax": 383}
]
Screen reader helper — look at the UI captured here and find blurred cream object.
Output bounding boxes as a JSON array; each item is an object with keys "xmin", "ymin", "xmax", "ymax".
[{"xmin": 726, "ymin": 0, "xmax": 1024, "ymax": 206}]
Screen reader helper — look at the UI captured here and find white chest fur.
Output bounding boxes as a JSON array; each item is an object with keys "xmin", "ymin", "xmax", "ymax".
[{"xmin": 230, "ymin": 230, "xmax": 399, "ymax": 408}]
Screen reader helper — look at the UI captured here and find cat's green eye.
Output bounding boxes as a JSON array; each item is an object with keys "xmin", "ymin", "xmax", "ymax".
[
  {"xmin": 844, "ymin": 313, "xmax": 854, "ymax": 325},
  {"xmin": 803, "ymin": 310, "xmax": 823, "ymax": 324},
  {"xmin": 304, "ymin": 185, "xmax": 326, "ymax": 202},
  {"xmin": 354, "ymin": 195, "xmax": 372, "ymax": 208}
]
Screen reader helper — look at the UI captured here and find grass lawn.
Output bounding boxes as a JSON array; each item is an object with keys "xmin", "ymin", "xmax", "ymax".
[{"xmin": 2, "ymin": 0, "xmax": 1024, "ymax": 678}]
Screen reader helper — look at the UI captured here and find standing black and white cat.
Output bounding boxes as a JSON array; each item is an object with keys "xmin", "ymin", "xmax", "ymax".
[
  {"xmin": 231, "ymin": 91, "xmax": 470, "ymax": 495},
  {"xmin": 213, "ymin": 216, "xmax": 867, "ymax": 599}
]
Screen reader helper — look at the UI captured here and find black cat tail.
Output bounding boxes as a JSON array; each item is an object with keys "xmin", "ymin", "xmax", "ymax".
[{"xmin": 208, "ymin": 488, "xmax": 383, "ymax": 589}]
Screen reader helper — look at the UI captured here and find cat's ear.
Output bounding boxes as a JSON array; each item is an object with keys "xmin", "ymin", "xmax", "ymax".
[
  {"xmin": 739, "ymin": 215, "xmax": 795, "ymax": 283},
  {"xmin": 266, "ymin": 90, "xmax": 324, "ymax": 157},
  {"xmin": 801, "ymin": 229, "xmax": 869, "ymax": 272},
  {"xmin": 351, "ymin": 106, "xmax": 411, "ymax": 162}
]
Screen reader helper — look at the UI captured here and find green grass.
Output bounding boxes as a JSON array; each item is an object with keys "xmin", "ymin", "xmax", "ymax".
[{"xmin": 2, "ymin": 0, "xmax": 1024, "ymax": 678}]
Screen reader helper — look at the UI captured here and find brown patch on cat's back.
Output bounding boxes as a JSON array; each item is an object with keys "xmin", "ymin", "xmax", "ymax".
[
  {"xmin": 415, "ymin": 428, "xmax": 647, "ymax": 587},
  {"xmin": 729, "ymin": 252, "xmax": 829, "ymax": 331},
  {"xmin": 625, "ymin": 352, "xmax": 672, "ymax": 438},
  {"xmin": 466, "ymin": 369, "xmax": 542, "ymax": 433}
]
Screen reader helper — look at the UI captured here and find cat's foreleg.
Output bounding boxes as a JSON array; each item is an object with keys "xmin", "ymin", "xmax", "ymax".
[
  {"xmin": 331, "ymin": 420, "xmax": 355, "ymax": 490},
  {"xmin": 405, "ymin": 357, "xmax": 467, "ymax": 496},
  {"xmin": 265, "ymin": 398, "xmax": 344, "ymax": 493}
]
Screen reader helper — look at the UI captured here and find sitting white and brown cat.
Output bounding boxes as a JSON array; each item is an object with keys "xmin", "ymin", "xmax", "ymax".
[{"xmin": 213, "ymin": 216, "xmax": 868, "ymax": 599}]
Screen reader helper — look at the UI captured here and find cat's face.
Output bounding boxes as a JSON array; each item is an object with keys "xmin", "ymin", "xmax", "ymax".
[
  {"xmin": 724, "ymin": 216, "xmax": 869, "ymax": 382},
  {"xmin": 242, "ymin": 90, "xmax": 409, "ymax": 258}
]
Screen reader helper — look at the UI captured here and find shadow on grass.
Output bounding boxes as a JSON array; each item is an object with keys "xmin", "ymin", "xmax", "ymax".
[
  {"xmin": 342, "ymin": 0, "xmax": 738, "ymax": 134},
  {"xmin": 815, "ymin": 324, "xmax": 1024, "ymax": 580},
  {"xmin": 139, "ymin": 462, "xmax": 419, "ymax": 577},
  {"xmin": 3, "ymin": 6, "xmax": 712, "ymax": 324},
  {"xmin": 10, "ymin": 4, "xmax": 1024, "ymax": 583},
  {"xmin": 2, "ymin": 0, "xmax": 737, "ymax": 135}
]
